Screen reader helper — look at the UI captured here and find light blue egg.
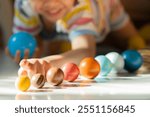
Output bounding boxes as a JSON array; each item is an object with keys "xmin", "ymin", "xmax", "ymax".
[{"xmin": 95, "ymin": 55, "xmax": 113, "ymax": 76}]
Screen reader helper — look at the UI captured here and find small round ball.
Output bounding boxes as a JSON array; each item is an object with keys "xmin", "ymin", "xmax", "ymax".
[
  {"xmin": 62, "ymin": 63, "xmax": 79, "ymax": 82},
  {"xmin": 15, "ymin": 76, "xmax": 30, "ymax": 92},
  {"xmin": 31, "ymin": 74, "xmax": 45, "ymax": 88},
  {"xmin": 79, "ymin": 57, "xmax": 100, "ymax": 79},
  {"xmin": 122, "ymin": 50, "xmax": 143, "ymax": 72},
  {"xmin": 106, "ymin": 52, "xmax": 125, "ymax": 73},
  {"xmin": 46, "ymin": 67, "xmax": 64, "ymax": 86},
  {"xmin": 8, "ymin": 32, "xmax": 37, "ymax": 59},
  {"xmin": 95, "ymin": 55, "xmax": 113, "ymax": 76}
]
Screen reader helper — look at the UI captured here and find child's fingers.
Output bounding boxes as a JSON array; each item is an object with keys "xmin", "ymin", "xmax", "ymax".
[
  {"xmin": 40, "ymin": 60, "xmax": 51, "ymax": 76},
  {"xmin": 19, "ymin": 59, "xmax": 36, "ymax": 77},
  {"xmin": 24, "ymin": 49, "xmax": 29, "ymax": 59},
  {"xmin": 5, "ymin": 47, "xmax": 21, "ymax": 64},
  {"xmin": 14, "ymin": 50, "xmax": 21, "ymax": 63},
  {"xmin": 23, "ymin": 59, "xmax": 43, "ymax": 75},
  {"xmin": 19, "ymin": 59, "xmax": 34, "ymax": 71}
]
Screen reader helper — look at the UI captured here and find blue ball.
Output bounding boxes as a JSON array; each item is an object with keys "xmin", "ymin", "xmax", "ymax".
[
  {"xmin": 8, "ymin": 32, "xmax": 37, "ymax": 59},
  {"xmin": 95, "ymin": 55, "xmax": 113, "ymax": 76},
  {"xmin": 122, "ymin": 50, "xmax": 143, "ymax": 72}
]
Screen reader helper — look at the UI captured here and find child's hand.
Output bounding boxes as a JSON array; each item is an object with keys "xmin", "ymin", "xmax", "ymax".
[
  {"xmin": 5, "ymin": 47, "xmax": 41, "ymax": 64},
  {"xmin": 19, "ymin": 59, "xmax": 51, "ymax": 78}
]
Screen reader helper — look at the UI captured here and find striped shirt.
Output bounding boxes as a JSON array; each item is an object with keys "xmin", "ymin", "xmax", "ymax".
[{"xmin": 13, "ymin": 0, "xmax": 129, "ymax": 42}]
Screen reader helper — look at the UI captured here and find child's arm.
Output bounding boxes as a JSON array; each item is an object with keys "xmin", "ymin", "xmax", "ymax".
[
  {"xmin": 111, "ymin": 20, "xmax": 146, "ymax": 50},
  {"xmin": 42, "ymin": 35, "xmax": 96, "ymax": 67},
  {"xmin": 19, "ymin": 34, "xmax": 96, "ymax": 74},
  {"xmin": 109, "ymin": 0, "xmax": 146, "ymax": 50}
]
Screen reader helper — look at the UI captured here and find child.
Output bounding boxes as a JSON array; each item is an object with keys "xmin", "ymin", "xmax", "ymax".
[{"xmin": 9, "ymin": 0, "xmax": 147, "ymax": 74}]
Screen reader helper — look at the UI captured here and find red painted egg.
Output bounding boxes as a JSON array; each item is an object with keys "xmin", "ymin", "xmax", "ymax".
[{"xmin": 62, "ymin": 63, "xmax": 80, "ymax": 82}]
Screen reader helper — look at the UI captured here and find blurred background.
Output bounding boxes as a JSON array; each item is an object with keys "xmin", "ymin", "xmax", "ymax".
[{"xmin": 122, "ymin": 0, "xmax": 150, "ymax": 27}]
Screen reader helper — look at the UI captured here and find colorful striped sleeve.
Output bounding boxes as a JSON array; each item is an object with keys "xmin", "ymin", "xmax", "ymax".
[
  {"xmin": 13, "ymin": 0, "xmax": 42, "ymax": 35},
  {"xmin": 68, "ymin": 14, "xmax": 99, "ymax": 40},
  {"xmin": 56, "ymin": 0, "xmax": 99, "ymax": 40},
  {"xmin": 109, "ymin": 0, "xmax": 129, "ymax": 31}
]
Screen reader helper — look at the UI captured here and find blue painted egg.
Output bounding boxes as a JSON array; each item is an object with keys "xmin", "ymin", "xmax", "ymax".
[
  {"xmin": 106, "ymin": 52, "xmax": 125, "ymax": 73},
  {"xmin": 8, "ymin": 32, "xmax": 37, "ymax": 58},
  {"xmin": 122, "ymin": 50, "xmax": 143, "ymax": 72},
  {"xmin": 95, "ymin": 55, "xmax": 113, "ymax": 76}
]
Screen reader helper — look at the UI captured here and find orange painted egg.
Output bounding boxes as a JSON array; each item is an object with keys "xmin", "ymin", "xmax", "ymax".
[{"xmin": 79, "ymin": 57, "xmax": 100, "ymax": 79}]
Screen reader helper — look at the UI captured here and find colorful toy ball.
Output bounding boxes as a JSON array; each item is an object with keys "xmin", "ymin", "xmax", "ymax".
[
  {"xmin": 8, "ymin": 32, "xmax": 37, "ymax": 58},
  {"xmin": 46, "ymin": 67, "xmax": 64, "ymax": 86},
  {"xmin": 122, "ymin": 50, "xmax": 143, "ymax": 72},
  {"xmin": 106, "ymin": 52, "xmax": 125, "ymax": 73},
  {"xmin": 15, "ymin": 76, "xmax": 31, "ymax": 92},
  {"xmin": 95, "ymin": 55, "xmax": 113, "ymax": 76},
  {"xmin": 79, "ymin": 57, "xmax": 100, "ymax": 79},
  {"xmin": 31, "ymin": 74, "xmax": 45, "ymax": 88},
  {"xmin": 62, "ymin": 63, "xmax": 79, "ymax": 82}
]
